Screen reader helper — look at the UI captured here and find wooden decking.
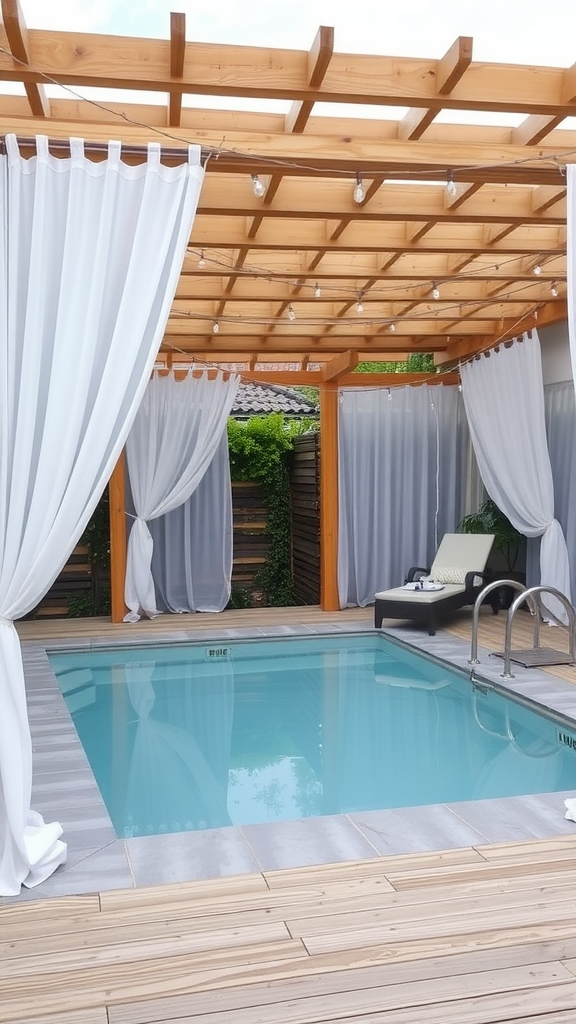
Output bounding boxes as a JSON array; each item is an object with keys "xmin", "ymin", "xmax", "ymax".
[
  {"xmin": 4, "ymin": 836, "xmax": 576, "ymax": 1023},
  {"xmin": 5, "ymin": 605, "xmax": 576, "ymax": 1022}
]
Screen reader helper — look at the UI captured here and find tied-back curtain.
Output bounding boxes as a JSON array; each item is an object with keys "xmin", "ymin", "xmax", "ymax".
[
  {"xmin": 149, "ymin": 434, "xmax": 234, "ymax": 613},
  {"xmin": 0, "ymin": 134, "xmax": 204, "ymax": 896},
  {"xmin": 460, "ymin": 332, "xmax": 571, "ymax": 622},
  {"xmin": 338, "ymin": 384, "xmax": 475, "ymax": 607},
  {"xmin": 124, "ymin": 370, "xmax": 239, "ymax": 622}
]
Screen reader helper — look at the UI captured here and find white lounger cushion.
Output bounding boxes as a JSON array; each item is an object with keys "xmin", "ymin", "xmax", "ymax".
[{"xmin": 375, "ymin": 584, "xmax": 467, "ymax": 604}]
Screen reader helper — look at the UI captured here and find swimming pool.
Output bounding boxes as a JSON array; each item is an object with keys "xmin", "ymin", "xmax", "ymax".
[{"xmin": 49, "ymin": 633, "xmax": 576, "ymax": 840}]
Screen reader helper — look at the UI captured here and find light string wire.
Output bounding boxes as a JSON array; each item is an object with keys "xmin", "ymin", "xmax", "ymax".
[
  {"xmin": 0, "ymin": 45, "xmax": 555, "ymax": 391},
  {"xmin": 1, "ymin": 44, "xmax": 575, "ymax": 180},
  {"xmin": 184, "ymin": 247, "xmax": 564, "ymax": 303},
  {"xmin": 0, "ymin": 45, "xmax": 567, "ymax": 307}
]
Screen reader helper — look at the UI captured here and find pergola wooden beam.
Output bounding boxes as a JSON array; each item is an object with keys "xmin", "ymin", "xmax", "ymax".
[
  {"xmin": 167, "ymin": 12, "xmax": 186, "ymax": 127},
  {"xmin": 6, "ymin": 30, "xmax": 576, "ymax": 117},
  {"xmin": 285, "ymin": 26, "xmax": 334, "ymax": 133},
  {"xmin": 322, "ymin": 350, "xmax": 359, "ymax": 381},
  {"xmin": 398, "ymin": 37, "xmax": 473, "ymax": 141},
  {"xmin": 0, "ymin": 0, "xmax": 49, "ymax": 116}
]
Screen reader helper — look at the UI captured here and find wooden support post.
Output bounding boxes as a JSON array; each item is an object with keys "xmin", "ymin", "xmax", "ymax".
[
  {"xmin": 109, "ymin": 451, "xmax": 127, "ymax": 623},
  {"xmin": 319, "ymin": 382, "xmax": 340, "ymax": 611}
]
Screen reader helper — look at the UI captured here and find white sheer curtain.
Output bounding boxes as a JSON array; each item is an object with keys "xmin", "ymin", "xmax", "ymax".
[
  {"xmin": 0, "ymin": 135, "xmax": 204, "ymax": 895},
  {"xmin": 567, "ymin": 166, "xmax": 576, "ymax": 385},
  {"xmin": 124, "ymin": 370, "xmax": 239, "ymax": 621},
  {"xmin": 460, "ymin": 333, "xmax": 571, "ymax": 622},
  {"xmin": 338, "ymin": 384, "xmax": 475, "ymax": 607},
  {"xmin": 149, "ymin": 435, "xmax": 234, "ymax": 612}
]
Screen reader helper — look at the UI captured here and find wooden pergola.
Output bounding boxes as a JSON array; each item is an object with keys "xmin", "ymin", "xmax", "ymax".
[{"xmin": 0, "ymin": 2, "xmax": 573, "ymax": 617}]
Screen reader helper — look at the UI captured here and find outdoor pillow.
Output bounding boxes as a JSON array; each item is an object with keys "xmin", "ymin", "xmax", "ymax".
[{"xmin": 426, "ymin": 567, "xmax": 470, "ymax": 585}]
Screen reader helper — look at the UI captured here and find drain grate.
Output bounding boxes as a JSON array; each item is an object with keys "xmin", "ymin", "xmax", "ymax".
[{"xmin": 492, "ymin": 647, "xmax": 574, "ymax": 668}]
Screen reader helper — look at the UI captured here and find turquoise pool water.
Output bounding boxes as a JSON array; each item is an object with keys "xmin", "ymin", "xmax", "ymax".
[{"xmin": 49, "ymin": 634, "xmax": 576, "ymax": 839}]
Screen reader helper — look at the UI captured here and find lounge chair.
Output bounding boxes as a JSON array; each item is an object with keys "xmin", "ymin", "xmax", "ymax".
[{"xmin": 374, "ymin": 533, "xmax": 495, "ymax": 636}]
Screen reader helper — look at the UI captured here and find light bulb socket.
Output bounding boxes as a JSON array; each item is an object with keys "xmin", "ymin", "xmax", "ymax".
[
  {"xmin": 314, "ymin": 283, "xmax": 321, "ymax": 298},
  {"xmin": 532, "ymin": 263, "xmax": 542, "ymax": 275},
  {"xmin": 287, "ymin": 305, "xmax": 296, "ymax": 321},
  {"xmin": 212, "ymin": 321, "xmax": 219, "ymax": 333},
  {"xmin": 432, "ymin": 283, "xmax": 440, "ymax": 299},
  {"xmin": 551, "ymin": 283, "xmax": 559, "ymax": 297},
  {"xmin": 353, "ymin": 172, "xmax": 365, "ymax": 204},
  {"xmin": 198, "ymin": 250, "xmax": 206, "ymax": 268},
  {"xmin": 251, "ymin": 174, "xmax": 266, "ymax": 197}
]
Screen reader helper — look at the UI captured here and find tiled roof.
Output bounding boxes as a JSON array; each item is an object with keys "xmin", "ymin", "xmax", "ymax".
[{"xmin": 232, "ymin": 381, "xmax": 318, "ymax": 418}]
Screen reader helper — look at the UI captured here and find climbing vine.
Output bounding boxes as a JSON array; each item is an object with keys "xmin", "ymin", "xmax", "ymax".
[{"xmin": 227, "ymin": 414, "xmax": 316, "ymax": 606}]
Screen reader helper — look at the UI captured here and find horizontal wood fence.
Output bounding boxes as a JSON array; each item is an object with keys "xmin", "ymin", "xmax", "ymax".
[
  {"xmin": 290, "ymin": 433, "xmax": 321, "ymax": 605},
  {"xmin": 30, "ymin": 443, "xmax": 322, "ymax": 617}
]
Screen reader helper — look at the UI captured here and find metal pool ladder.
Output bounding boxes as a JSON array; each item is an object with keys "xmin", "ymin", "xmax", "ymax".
[{"xmin": 469, "ymin": 581, "xmax": 576, "ymax": 679}]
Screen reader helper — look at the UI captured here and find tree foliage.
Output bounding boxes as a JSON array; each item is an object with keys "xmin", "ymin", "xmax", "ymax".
[
  {"xmin": 355, "ymin": 353, "xmax": 436, "ymax": 374},
  {"xmin": 227, "ymin": 414, "xmax": 314, "ymax": 606}
]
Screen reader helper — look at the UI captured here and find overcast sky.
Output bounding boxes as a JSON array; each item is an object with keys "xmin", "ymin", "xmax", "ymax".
[{"xmin": 18, "ymin": 0, "xmax": 576, "ymax": 66}]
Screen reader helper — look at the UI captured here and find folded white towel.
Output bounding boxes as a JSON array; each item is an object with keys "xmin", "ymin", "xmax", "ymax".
[{"xmin": 403, "ymin": 581, "xmax": 444, "ymax": 592}]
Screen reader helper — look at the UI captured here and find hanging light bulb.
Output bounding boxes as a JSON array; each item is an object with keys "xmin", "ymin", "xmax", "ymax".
[
  {"xmin": 389, "ymin": 322, "xmax": 396, "ymax": 332},
  {"xmin": 353, "ymin": 173, "xmax": 365, "ymax": 204},
  {"xmin": 198, "ymin": 250, "xmax": 206, "ymax": 268},
  {"xmin": 212, "ymin": 320, "xmax": 219, "ymax": 334},
  {"xmin": 532, "ymin": 263, "xmax": 542, "ymax": 275},
  {"xmin": 551, "ymin": 282, "xmax": 558, "ymax": 297},
  {"xmin": 251, "ymin": 174, "xmax": 266, "ymax": 197},
  {"xmin": 287, "ymin": 305, "xmax": 296, "ymax": 321},
  {"xmin": 314, "ymin": 282, "xmax": 321, "ymax": 298},
  {"xmin": 432, "ymin": 282, "xmax": 440, "ymax": 300},
  {"xmin": 356, "ymin": 293, "xmax": 364, "ymax": 313},
  {"xmin": 446, "ymin": 169, "xmax": 457, "ymax": 197}
]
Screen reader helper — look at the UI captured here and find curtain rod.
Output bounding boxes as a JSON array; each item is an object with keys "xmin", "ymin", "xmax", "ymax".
[{"xmin": 0, "ymin": 135, "xmax": 209, "ymax": 165}]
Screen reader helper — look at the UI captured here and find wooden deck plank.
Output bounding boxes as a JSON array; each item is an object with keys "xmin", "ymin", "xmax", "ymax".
[
  {"xmin": 107, "ymin": 938, "xmax": 576, "ymax": 1024},
  {"xmin": 263, "ymin": 847, "xmax": 486, "ymax": 890},
  {"xmin": 107, "ymin": 964, "xmax": 572, "ymax": 1024}
]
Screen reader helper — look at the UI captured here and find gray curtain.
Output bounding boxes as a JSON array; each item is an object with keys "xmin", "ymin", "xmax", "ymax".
[
  {"xmin": 148, "ymin": 435, "xmax": 233, "ymax": 613},
  {"xmin": 337, "ymin": 384, "xmax": 477, "ymax": 607},
  {"xmin": 527, "ymin": 381, "xmax": 576, "ymax": 596}
]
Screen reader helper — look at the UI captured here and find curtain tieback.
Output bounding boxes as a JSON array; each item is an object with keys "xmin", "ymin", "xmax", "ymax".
[{"xmin": 0, "ymin": 616, "xmax": 14, "ymax": 628}]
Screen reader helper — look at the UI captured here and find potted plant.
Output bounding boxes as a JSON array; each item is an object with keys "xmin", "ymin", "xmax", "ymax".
[{"xmin": 459, "ymin": 498, "xmax": 525, "ymax": 609}]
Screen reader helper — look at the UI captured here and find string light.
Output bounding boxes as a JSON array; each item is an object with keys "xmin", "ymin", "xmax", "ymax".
[
  {"xmin": 198, "ymin": 250, "xmax": 206, "ymax": 268},
  {"xmin": 446, "ymin": 169, "xmax": 457, "ymax": 197},
  {"xmin": 532, "ymin": 263, "xmax": 542, "ymax": 275},
  {"xmin": 389, "ymin": 323, "xmax": 396, "ymax": 332},
  {"xmin": 287, "ymin": 304, "xmax": 296, "ymax": 321},
  {"xmin": 551, "ymin": 282, "xmax": 559, "ymax": 297},
  {"xmin": 314, "ymin": 283, "xmax": 321, "ymax": 298},
  {"xmin": 353, "ymin": 173, "xmax": 365, "ymax": 204},
  {"xmin": 251, "ymin": 174, "xmax": 266, "ymax": 197},
  {"xmin": 356, "ymin": 293, "xmax": 364, "ymax": 313},
  {"xmin": 432, "ymin": 282, "xmax": 440, "ymax": 300},
  {"xmin": 212, "ymin": 320, "xmax": 219, "ymax": 333}
]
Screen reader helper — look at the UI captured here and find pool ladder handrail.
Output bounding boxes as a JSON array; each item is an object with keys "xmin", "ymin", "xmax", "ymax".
[
  {"xmin": 469, "ymin": 581, "xmax": 576, "ymax": 679},
  {"xmin": 469, "ymin": 580, "xmax": 539, "ymax": 665},
  {"xmin": 501, "ymin": 585, "xmax": 576, "ymax": 679}
]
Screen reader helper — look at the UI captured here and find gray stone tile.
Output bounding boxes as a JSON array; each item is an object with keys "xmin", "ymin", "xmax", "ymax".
[
  {"xmin": 126, "ymin": 827, "xmax": 261, "ymax": 885},
  {"xmin": 349, "ymin": 805, "xmax": 486, "ymax": 856},
  {"xmin": 447, "ymin": 793, "xmax": 576, "ymax": 843},
  {"xmin": 24, "ymin": 841, "xmax": 133, "ymax": 898},
  {"xmin": 240, "ymin": 814, "xmax": 380, "ymax": 871}
]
